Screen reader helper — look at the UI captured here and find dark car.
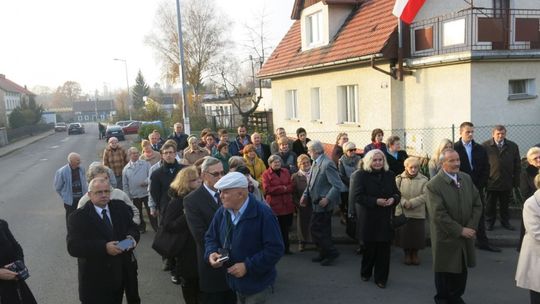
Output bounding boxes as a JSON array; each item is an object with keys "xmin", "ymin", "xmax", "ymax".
[
  {"xmin": 122, "ymin": 121, "xmax": 141, "ymax": 135},
  {"xmin": 54, "ymin": 122, "xmax": 67, "ymax": 132},
  {"xmin": 68, "ymin": 123, "xmax": 85, "ymax": 135},
  {"xmin": 105, "ymin": 125, "xmax": 125, "ymax": 141}
]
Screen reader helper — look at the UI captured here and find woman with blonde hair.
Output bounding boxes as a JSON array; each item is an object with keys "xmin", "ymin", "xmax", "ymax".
[
  {"xmin": 394, "ymin": 157, "xmax": 428, "ymax": 265},
  {"xmin": 243, "ymin": 144, "xmax": 266, "ymax": 187},
  {"xmin": 140, "ymin": 139, "xmax": 161, "ymax": 166},
  {"xmin": 428, "ymin": 138, "xmax": 453, "ymax": 178},
  {"xmin": 354, "ymin": 149, "xmax": 400, "ymax": 288},
  {"xmin": 162, "ymin": 166, "xmax": 201, "ymax": 303}
]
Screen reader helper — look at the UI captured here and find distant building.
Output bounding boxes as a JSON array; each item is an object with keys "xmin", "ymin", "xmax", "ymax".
[
  {"xmin": 72, "ymin": 100, "xmax": 115, "ymax": 122},
  {"xmin": 0, "ymin": 74, "xmax": 34, "ymax": 127}
]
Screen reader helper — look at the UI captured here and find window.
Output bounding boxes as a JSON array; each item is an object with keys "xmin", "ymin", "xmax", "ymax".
[
  {"xmin": 306, "ymin": 11, "xmax": 323, "ymax": 46},
  {"xmin": 310, "ymin": 88, "xmax": 321, "ymax": 121},
  {"xmin": 508, "ymin": 79, "xmax": 537, "ymax": 100},
  {"xmin": 337, "ymin": 85, "xmax": 358, "ymax": 124},
  {"xmin": 443, "ymin": 18, "xmax": 466, "ymax": 47},
  {"xmin": 285, "ymin": 90, "xmax": 298, "ymax": 120}
]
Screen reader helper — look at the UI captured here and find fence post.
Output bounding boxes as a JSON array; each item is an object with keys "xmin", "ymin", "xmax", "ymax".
[{"xmin": 451, "ymin": 124, "xmax": 455, "ymax": 143}]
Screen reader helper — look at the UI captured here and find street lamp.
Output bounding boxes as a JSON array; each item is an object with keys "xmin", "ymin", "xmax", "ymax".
[{"xmin": 113, "ymin": 58, "xmax": 132, "ymax": 120}]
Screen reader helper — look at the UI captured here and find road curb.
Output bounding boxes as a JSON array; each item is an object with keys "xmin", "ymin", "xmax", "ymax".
[{"xmin": 0, "ymin": 130, "xmax": 55, "ymax": 158}]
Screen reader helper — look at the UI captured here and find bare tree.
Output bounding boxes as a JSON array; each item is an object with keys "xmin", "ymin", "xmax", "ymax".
[
  {"xmin": 145, "ymin": 0, "xmax": 230, "ymax": 95},
  {"xmin": 217, "ymin": 8, "xmax": 271, "ymax": 126}
]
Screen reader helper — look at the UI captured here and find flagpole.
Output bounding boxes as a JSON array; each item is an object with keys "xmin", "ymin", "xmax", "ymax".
[{"xmin": 397, "ymin": 17, "xmax": 404, "ymax": 81}]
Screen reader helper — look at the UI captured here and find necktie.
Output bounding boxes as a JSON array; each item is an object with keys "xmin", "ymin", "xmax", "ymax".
[
  {"xmin": 102, "ymin": 209, "xmax": 113, "ymax": 232},
  {"xmin": 497, "ymin": 142, "xmax": 503, "ymax": 150},
  {"xmin": 214, "ymin": 192, "xmax": 222, "ymax": 206}
]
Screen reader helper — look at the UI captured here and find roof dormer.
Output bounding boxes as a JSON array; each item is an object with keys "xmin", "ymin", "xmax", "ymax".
[{"xmin": 294, "ymin": 0, "xmax": 361, "ymax": 51}]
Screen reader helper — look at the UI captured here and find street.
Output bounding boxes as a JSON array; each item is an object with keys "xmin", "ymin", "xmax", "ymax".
[{"xmin": 0, "ymin": 124, "xmax": 529, "ymax": 304}]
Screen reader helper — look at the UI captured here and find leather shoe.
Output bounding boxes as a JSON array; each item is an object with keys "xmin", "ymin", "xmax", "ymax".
[
  {"xmin": 320, "ymin": 253, "xmax": 340, "ymax": 266},
  {"xmin": 376, "ymin": 282, "xmax": 386, "ymax": 289},
  {"xmin": 312, "ymin": 256, "xmax": 324, "ymax": 263},
  {"xmin": 501, "ymin": 223, "xmax": 515, "ymax": 231},
  {"xmin": 476, "ymin": 243, "xmax": 501, "ymax": 252},
  {"xmin": 361, "ymin": 276, "xmax": 370, "ymax": 282}
]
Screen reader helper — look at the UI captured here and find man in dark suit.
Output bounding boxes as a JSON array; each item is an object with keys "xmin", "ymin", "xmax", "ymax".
[
  {"xmin": 454, "ymin": 122, "xmax": 500, "ymax": 252},
  {"xmin": 301, "ymin": 140, "xmax": 345, "ymax": 266},
  {"xmin": 167, "ymin": 123, "xmax": 189, "ymax": 154},
  {"xmin": 67, "ymin": 178, "xmax": 140, "ymax": 304},
  {"xmin": 425, "ymin": 148, "xmax": 482, "ymax": 304},
  {"xmin": 482, "ymin": 125, "xmax": 521, "ymax": 231},
  {"xmin": 251, "ymin": 132, "xmax": 271, "ymax": 167},
  {"xmin": 184, "ymin": 157, "xmax": 236, "ymax": 304}
]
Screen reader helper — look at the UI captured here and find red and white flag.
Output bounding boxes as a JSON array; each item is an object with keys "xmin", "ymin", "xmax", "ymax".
[{"xmin": 392, "ymin": 0, "xmax": 426, "ymax": 24}]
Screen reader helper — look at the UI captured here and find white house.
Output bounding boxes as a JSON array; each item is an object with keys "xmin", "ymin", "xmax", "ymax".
[
  {"xmin": 0, "ymin": 74, "xmax": 34, "ymax": 127},
  {"xmin": 259, "ymin": 0, "xmax": 540, "ymax": 156}
]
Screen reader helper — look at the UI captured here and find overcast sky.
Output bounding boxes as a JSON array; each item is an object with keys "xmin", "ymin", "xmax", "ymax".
[{"xmin": 0, "ymin": 0, "xmax": 294, "ymax": 95}]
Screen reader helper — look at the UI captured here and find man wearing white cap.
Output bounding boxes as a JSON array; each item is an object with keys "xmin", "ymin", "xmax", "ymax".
[{"xmin": 205, "ymin": 172, "xmax": 284, "ymax": 304}]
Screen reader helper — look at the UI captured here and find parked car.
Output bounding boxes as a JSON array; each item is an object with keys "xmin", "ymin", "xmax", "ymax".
[
  {"xmin": 122, "ymin": 121, "xmax": 141, "ymax": 135},
  {"xmin": 68, "ymin": 123, "xmax": 85, "ymax": 135},
  {"xmin": 105, "ymin": 125, "xmax": 125, "ymax": 141},
  {"xmin": 54, "ymin": 122, "xmax": 67, "ymax": 132},
  {"xmin": 115, "ymin": 120, "xmax": 135, "ymax": 127}
]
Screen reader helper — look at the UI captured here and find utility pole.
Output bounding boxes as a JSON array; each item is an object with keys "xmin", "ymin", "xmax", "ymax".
[{"xmin": 176, "ymin": 0, "xmax": 190, "ymax": 134}]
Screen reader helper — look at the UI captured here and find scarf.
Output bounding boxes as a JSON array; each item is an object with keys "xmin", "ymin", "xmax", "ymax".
[{"xmin": 297, "ymin": 169, "xmax": 311, "ymax": 180}]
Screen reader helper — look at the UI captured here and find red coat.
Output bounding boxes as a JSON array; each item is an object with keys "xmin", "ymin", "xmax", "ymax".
[{"xmin": 262, "ymin": 168, "xmax": 295, "ymax": 216}]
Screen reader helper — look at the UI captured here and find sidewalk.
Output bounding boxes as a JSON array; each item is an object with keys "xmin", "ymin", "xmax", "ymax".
[
  {"xmin": 290, "ymin": 214, "xmax": 521, "ymax": 248},
  {"xmin": 0, "ymin": 130, "xmax": 55, "ymax": 158}
]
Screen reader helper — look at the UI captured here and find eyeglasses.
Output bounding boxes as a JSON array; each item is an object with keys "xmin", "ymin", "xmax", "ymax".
[
  {"xmin": 92, "ymin": 190, "xmax": 111, "ymax": 196},
  {"xmin": 206, "ymin": 171, "xmax": 225, "ymax": 177}
]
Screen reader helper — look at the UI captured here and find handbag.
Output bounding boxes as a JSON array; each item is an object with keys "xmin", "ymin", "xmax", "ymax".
[
  {"xmin": 391, "ymin": 207, "xmax": 408, "ymax": 229},
  {"xmin": 151, "ymin": 226, "xmax": 184, "ymax": 258},
  {"xmin": 392, "ymin": 176, "xmax": 408, "ymax": 229},
  {"xmin": 346, "ymin": 215, "xmax": 357, "ymax": 240}
]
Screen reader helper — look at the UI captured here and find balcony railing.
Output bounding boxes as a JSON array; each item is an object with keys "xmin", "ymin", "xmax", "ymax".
[{"xmin": 409, "ymin": 8, "xmax": 540, "ymax": 57}]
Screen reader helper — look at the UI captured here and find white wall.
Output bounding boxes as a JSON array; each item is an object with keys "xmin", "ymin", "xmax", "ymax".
[
  {"xmin": 471, "ymin": 61, "xmax": 540, "ymax": 125},
  {"xmin": 399, "ymin": 63, "xmax": 472, "ymax": 128},
  {"xmin": 271, "ymin": 65, "xmax": 393, "ymax": 145}
]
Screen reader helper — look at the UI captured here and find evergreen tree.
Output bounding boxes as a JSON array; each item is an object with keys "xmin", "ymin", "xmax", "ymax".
[{"xmin": 132, "ymin": 70, "xmax": 150, "ymax": 110}]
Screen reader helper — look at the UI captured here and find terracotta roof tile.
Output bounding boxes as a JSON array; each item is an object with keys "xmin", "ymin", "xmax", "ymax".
[
  {"xmin": 260, "ymin": 0, "xmax": 397, "ymax": 78},
  {"xmin": 0, "ymin": 75, "xmax": 34, "ymax": 95}
]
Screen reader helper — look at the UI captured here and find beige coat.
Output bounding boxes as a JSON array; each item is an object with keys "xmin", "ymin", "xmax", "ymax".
[
  {"xmin": 516, "ymin": 190, "xmax": 540, "ymax": 293},
  {"xmin": 395, "ymin": 173, "xmax": 428, "ymax": 219}
]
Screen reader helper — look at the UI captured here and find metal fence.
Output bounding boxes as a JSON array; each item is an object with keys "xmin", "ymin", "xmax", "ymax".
[
  {"xmin": 6, "ymin": 124, "xmax": 54, "ymax": 143},
  {"xmin": 190, "ymin": 111, "xmax": 274, "ymax": 138},
  {"xmin": 308, "ymin": 124, "xmax": 540, "ymax": 159}
]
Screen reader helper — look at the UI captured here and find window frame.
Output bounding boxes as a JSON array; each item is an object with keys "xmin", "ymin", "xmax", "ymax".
[
  {"xmin": 508, "ymin": 78, "xmax": 537, "ymax": 100},
  {"xmin": 285, "ymin": 89, "xmax": 299, "ymax": 120},
  {"xmin": 337, "ymin": 85, "xmax": 359, "ymax": 124}
]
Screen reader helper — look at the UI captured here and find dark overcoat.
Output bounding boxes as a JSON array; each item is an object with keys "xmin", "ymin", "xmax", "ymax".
[
  {"xmin": 425, "ymin": 171, "xmax": 482, "ymax": 273},
  {"xmin": 184, "ymin": 185, "xmax": 230, "ymax": 293},
  {"xmin": 67, "ymin": 200, "xmax": 140, "ymax": 304}
]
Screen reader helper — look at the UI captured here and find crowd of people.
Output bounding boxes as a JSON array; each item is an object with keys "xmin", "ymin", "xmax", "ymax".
[{"xmin": 2, "ymin": 122, "xmax": 539, "ymax": 304}]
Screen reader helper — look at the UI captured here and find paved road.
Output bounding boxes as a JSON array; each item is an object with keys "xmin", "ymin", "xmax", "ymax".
[{"xmin": 0, "ymin": 123, "xmax": 529, "ymax": 303}]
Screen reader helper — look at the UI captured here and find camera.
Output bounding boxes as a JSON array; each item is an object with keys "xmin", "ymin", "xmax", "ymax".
[{"xmin": 6, "ymin": 260, "xmax": 30, "ymax": 281}]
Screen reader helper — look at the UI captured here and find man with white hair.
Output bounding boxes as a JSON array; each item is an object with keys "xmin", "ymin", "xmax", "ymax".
[
  {"xmin": 301, "ymin": 140, "xmax": 345, "ymax": 266},
  {"xmin": 206, "ymin": 172, "xmax": 284, "ymax": 303},
  {"xmin": 54, "ymin": 152, "xmax": 88, "ymax": 227},
  {"xmin": 123, "ymin": 147, "xmax": 151, "ymax": 233}
]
